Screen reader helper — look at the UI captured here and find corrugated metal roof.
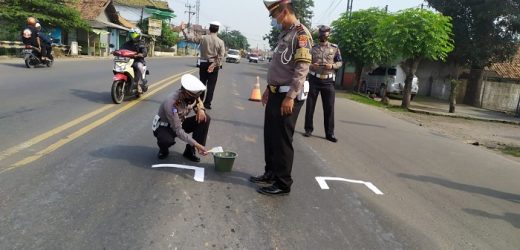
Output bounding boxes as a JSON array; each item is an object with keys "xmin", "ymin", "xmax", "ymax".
[{"xmin": 487, "ymin": 48, "xmax": 520, "ymax": 80}]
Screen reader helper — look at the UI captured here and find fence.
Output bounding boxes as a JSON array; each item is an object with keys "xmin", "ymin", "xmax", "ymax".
[{"xmin": 0, "ymin": 41, "xmax": 81, "ymax": 56}]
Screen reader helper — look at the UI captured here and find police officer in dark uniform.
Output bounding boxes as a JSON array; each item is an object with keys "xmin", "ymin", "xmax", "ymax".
[
  {"xmin": 180, "ymin": 21, "xmax": 225, "ymax": 109},
  {"xmin": 152, "ymin": 74, "xmax": 210, "ymax": 162},
  {"xmin": 304, "ymin": 25, "xmax": 342, "ymax": 142},
  {"xmin": 250, "ymin": 0, "xmax": 313, "ymax": 196}
]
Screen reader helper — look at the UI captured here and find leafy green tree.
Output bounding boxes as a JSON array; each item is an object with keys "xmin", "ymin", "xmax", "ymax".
[
  {"xmin": 331, "ymin": 8, "xmax": 392, "ymax": 92},
  {"xmin": 154, "ymin": 21, "xmax": 179, "ymax": 48},
  {"xmin": 0, "ymin": 0, "xmax": 89, "ymax": 35},
  {"xmin": 263, "ymin": 0, "xmax": 314, "ymax": 50},
  {"xmin": 426, "ymin": 0, "xmax": 520, "ymax": 106},
  {"xmin": 220, "ymin": 30, "xmax": 250, "ymax": 50},
  {"xmin": 380, "ymin": 8, "xmax": 454, "ymax": 108}
]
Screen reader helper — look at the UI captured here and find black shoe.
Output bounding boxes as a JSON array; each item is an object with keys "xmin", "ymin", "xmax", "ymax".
[
  {"xmin": 157, "ymin": 150, "xmax": 169, "ymax": 159},
  {"xmin": 205, "ymin": 105, "xmax": 212, "ymax": 110},
  {"xmin": 303, "ymin": 130, "xmax": 312, "ymax": 137},
  {"xmin": 326, "ymin": 134, "xmax": 338, "ymax": 143},
  {"xmin": 249, "ymin": 173, "xmax": 274, "ymax": 185},
  {"xmin": 183, "ymin": 146, "xmax": 200, "ymax": 162},
  {"xmin": 257, "ymin": 184, "xmax": 290, "ymax": 196}
]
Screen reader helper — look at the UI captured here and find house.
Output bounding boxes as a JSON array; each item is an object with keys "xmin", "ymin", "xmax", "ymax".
[
  {"xmin": 70, "ymin": 0, "xmax": 135, "ymax": 56},
  {"xmin": 113, "ymin": 0, "xmax": 174, "ymax": 25}
]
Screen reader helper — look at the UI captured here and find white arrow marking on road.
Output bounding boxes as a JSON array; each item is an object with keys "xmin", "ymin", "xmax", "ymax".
[
  {"xmin": 152, "ymin": 164, "xmax": 205, "ymax": 182},
  {"xmin": 315, "ymin": 176, "xmax": 384, "ymax": 195}
]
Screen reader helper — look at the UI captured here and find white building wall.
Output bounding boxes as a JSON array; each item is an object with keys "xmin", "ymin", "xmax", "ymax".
[{"xmin": 114, "ymin": 5, "xmax": 152, "ymax": 24}]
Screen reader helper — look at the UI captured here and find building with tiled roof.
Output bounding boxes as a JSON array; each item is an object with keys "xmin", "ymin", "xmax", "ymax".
[{"xmin": 487, "ymin": 48, "xmax": 520, "ymax": 81}]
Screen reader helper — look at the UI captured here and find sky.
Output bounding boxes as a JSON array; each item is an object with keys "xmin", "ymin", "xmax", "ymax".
[{"xmin": 167, "ymin": 0, "xmax": 427, "ymax": 50}]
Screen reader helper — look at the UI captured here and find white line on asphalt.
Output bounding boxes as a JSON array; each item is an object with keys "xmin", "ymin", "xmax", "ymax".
[
  {"xmin": 152, "ymin": 164, "xmax": 205, "ymax": 182},
  {"xmin": 315, "ymin": 176, "xmax": 384, "ymax": 195}
]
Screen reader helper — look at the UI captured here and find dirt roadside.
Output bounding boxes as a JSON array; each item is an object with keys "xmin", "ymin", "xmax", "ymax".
[{"xmin": 389, "ymin": 111, "xmax": 520, "ymax": 162}]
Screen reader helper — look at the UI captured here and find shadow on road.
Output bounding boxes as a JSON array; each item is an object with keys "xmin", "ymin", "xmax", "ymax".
[
  {"xmin": 463, "ymin": 208, "xmax": 520, "ymax": 229},
  {"xmin": 339, "ymin": 120, "xmax": 386, "ymax": 128},
  {"xmin": 0, "ymin": 62, "xmax": 31, "ymax": 68},
  {"xmin": 70, "ymin": 89, "xmax": 112, "ymax": 104},
  {"xmin": 398, "ymin": 173, "xmax": 520, "ymax": 204},
  {"xmin": 212, "ymin": 118, "xmax": 263, "ymax": 130},
  {"xmin": 90, "ymin": 144, "xmax": 255, "ymax": 189}
]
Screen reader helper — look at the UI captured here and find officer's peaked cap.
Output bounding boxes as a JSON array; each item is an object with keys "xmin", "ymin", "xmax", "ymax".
[
  {"xmin": 181, "ymin": 74, "xmax": 206, "ymax": 94},
  {"xmin": 319, "ymin": 25, "xmax": 331, "ymax": 33},
  {"xmin": 209, "ymin": 21, "xmax": 221, "ymax": 27},
  {"xmin": 264, "ymin": 0, "xmax": 292, "ymax": 14}
]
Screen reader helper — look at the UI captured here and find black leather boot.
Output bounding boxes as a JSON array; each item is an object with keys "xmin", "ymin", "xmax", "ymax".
[{"xmin": 183, "ymin": 145, "xmax": 200, "ymax": 162}]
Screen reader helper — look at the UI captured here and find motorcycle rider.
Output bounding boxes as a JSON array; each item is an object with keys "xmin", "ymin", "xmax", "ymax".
[
  {"xmin": 21, "ymin": 17, "xmax": 42, "ymax": 57},
  {"xmin": 121, "ymin": 28, "xmax": 147, "ymax": 93},
  {"xmin": 35, "ymin": 23, "xmax": 53, "ymax": 61}
]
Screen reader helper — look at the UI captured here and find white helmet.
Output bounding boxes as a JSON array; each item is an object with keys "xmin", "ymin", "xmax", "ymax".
[
  {"xmin": 181, "ymin": 74, "xmax": 206, "ymax": 96},
  {"xmin": 209, "ymin": 21, "xmax": 221, "ymax": 27}
]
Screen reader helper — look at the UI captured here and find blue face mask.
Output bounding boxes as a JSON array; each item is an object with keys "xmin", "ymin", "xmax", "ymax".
[{"xmin": 271, "ymin": 18, "xmax": 282, "ymax": 30}]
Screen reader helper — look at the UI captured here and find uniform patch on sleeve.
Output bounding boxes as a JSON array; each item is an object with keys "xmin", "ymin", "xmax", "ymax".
[{"xmin": 298, "ymin": 35, "xmax": 308, "ymax": 48}]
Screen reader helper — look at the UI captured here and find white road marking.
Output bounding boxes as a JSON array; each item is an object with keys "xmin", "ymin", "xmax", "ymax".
[
  {"xmin": 152, "ymin": 164, "xmax": 205, "ymax": 182},
  {"xmin": 315, "ymin": 176, "xmax": 384, "ymax": 195}
]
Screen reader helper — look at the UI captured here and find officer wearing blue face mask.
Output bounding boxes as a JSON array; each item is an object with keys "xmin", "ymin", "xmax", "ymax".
[
  {"xmin": 249, "ymin": 0, "xmax": 313, "ymax": 196},
  {"xmin": 152, "ymin": 74, "xmax": 210, "ymax": 162}
]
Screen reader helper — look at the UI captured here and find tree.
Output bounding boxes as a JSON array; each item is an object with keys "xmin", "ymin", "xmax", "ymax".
[
  {"xmin": 263, "ymin": 0, "xmax": 314, "ymax": 50},
  {"xmin": 331, "ymin": 8, "xmax": 392, "ymax": 92},
  {"xmin": 380, "ymin": 8, "xmax": 454, "ymax": 108},
  {"xmin": 426, "ymin": 0, "xmax": 520, "ymax": 106},
  {"xmin": 220, "ymin": 30, "xmax": 250, "ymax": 50},
  {"xmin": 156, "ymin": 22, "xmax": 180, "ymax": 48},
  {"xmin": 0, "ymin": 0, "xmax": 89, "ymax": 33}
]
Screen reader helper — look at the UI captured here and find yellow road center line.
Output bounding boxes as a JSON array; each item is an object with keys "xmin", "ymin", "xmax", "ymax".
[
  {"xmin": 0, "ymin": 69, "xmax": 196, "ymax": 174},
  {"xmin": 0, "ymin": 70, "xmax": 186, "ymax": 163}
]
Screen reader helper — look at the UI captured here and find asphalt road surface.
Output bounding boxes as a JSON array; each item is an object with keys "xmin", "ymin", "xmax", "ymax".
[{"xmin": 0, "ymin": 57, "xmax": 518, "ymax": 249}]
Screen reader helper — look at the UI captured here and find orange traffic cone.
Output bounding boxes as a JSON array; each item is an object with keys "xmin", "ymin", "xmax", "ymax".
[{"xmin": 249, "ymin": 76, "xmax": 262, "ymax": 102}]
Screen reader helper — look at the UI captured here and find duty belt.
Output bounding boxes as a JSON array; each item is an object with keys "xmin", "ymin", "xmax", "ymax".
[
  {"xmin": 309, "ymin": 71, "xmax": 334, "ymax": 80},
  {"xmin": 199, "ymin": 59, "xmax": 215, "ymax": 63},
  {"xmin": 269, "ymin": 85, "xmax": 291, "ymax": 94}
]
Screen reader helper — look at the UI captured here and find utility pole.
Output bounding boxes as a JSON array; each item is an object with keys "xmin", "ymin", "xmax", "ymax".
[
  {"xmin": 185, "ymin": 2, "xmax": 196, "ymax": 29},
  {"xmin": 385, "ymin": 5, "xmax": 388, "ymax": 13},
  {"xmin": 195, "ymin": 0, "xmax": 200, "ymax": 25},
  {"xmin": 346, "ymin": 0, "xmax": 353, "ymax": 19}
]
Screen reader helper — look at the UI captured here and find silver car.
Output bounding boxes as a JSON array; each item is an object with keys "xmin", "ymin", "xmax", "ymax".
[{"xmin": 361, "ymin": 65, "xmax": 419, "ymax": 99}]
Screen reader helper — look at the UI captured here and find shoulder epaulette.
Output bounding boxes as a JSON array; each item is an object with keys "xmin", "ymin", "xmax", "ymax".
[{"xmin": 331, "ymin": 43, "xmax": 338, "ymax": 48}]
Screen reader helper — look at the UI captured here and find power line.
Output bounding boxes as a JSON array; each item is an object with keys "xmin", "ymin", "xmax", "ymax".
[
  {"xmin": 185, "ymin": 1, "xmax": 196, "ymax": 28},
  {"xmin": 315, "ymin": 0, "xmax": 340, "ymax": 25}
]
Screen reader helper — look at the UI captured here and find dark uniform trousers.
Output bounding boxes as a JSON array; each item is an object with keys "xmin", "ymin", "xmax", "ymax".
[
  {"xmin": 264, "ymin": 91, "xmax": 304, "ymax": 190},
  {"xmin": 154, "ymin": 114, "xmax": 211, "ymax": 152},
  {"xmin": 199, "ymin": 62, "xmax": 219, "ymax": 108},
  {"xmin": 305, "ymin": 74, "xmax": 336, "ymax": 136}
]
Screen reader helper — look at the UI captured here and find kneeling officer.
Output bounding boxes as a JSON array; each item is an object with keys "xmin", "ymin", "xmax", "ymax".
[{"xmin": 152, "ymin": 74, "xmax": 210, "ymax": 161}]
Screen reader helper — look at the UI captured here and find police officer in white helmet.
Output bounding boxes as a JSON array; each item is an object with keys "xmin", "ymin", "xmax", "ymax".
[
  {"xmin": 180, "ymin": 20, "xmax": 225, "ymax": 109},
  {"xmin": 152, "ymin": 74, "xmax": 210, "ymax": 161}
]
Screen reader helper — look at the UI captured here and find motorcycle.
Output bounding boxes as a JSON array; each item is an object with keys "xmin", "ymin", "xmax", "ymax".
[
  {"xmin": 22, "ymin": 44, "xmax": 53, "ymax": 68},
  {"xmin": 111, "ymin": 49, "xmax": 149, "ymax": 104}
]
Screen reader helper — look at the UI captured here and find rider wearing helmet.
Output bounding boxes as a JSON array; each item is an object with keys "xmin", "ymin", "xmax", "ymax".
[
  {"xmin": 121, "ymin": 28, "xmax": 148, "ymax": 93},
  {"xmin": 35, "ymin": 23, "xmax": 53, "ymax": 61},
  {"xmin": 21, "ymin": 17, "xmax": 41, "ymax": 54}
]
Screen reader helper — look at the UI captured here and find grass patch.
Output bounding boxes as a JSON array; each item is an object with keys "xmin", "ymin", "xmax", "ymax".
[
  {"xmin": 500, "ymin": 146, "xmax": 520, "ymax": 157},
  {"xmin": 338, "ymin": 91, "xmax": 406, "ymax": 112}
]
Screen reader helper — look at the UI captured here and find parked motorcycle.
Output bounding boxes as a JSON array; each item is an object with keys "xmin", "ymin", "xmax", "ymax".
[
  {"xmin": 22, "ymin": 44, "xmax": 53, "ymax": 68},
  {"xmin": 111, "ymin": 49, "xmax": 149, "ymax": 104}
]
